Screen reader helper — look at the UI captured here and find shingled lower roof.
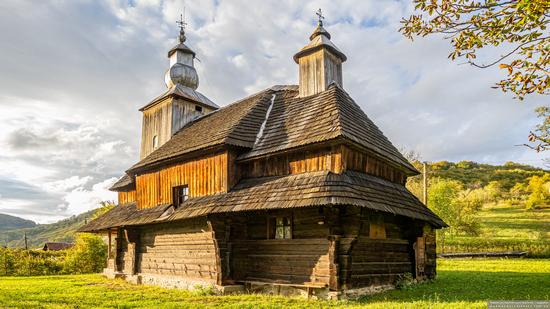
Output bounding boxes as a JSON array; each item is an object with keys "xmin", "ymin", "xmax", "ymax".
[
  {"xmin": 109, "ymin": 174, "xmax": 134, "ymax": 191},
  {"xmin": 79, "ymin": 170, "xmax": 446, "ymax": 232},
  {"xmin": 238, "ymin": 84, "xmax": 417, "ymax": 173},
  {"xmin": 130, "ymin": 84, "xmax": 416, "ymax": 174}
]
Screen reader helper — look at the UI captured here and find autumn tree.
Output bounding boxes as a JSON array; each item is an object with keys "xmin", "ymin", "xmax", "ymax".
[{"xmin": 400, "ymin": 0, "xmax": 549, "ymax": 148}]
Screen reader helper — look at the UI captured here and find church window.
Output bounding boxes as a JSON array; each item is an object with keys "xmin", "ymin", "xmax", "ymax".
[
  {"xmin": 268, "ymin": 216, "xmax": 292, "ymax": 239},
  {"xmin": 195, "ymin": 105, "xmax": 203, "ymax": 112},
  {"xmin": 172, "ymin": 185, "xmax": 189, "ymax": 207},
  {"xmin": 369, "ymin": 216, "xmax": 386, "ymax": 239},
  {"xmin": 152, "ymin": 135, "xmax": 158, "ymax": 149}
]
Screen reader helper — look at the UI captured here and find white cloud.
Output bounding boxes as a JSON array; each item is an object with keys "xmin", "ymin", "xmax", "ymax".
[{"xmin": 61, "ymin": 177, "xmax": 118, "ymax": 216}]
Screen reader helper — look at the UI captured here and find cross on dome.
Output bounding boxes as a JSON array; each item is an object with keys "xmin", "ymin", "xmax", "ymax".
[
  {"xmin": 316, "ymin": 8, "xmax": 324, "ymax": 26},
  {"xmin": 176, "ymin": 10, "xmax": 187, "ymax": 43}
]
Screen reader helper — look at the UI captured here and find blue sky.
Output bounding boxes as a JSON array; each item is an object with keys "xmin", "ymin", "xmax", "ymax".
[{"xmin": 0, "ymin": 0, "xmax": 547, "ymax": 223}]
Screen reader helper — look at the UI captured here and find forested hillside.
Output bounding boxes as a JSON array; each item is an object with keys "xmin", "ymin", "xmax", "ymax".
[
  {"xmin": 407, "ymin": 160, "xmax": 550, "ymax": 256},
  {"xmin": 0, "ymin": 210, "xmax": 96, "ymax": 249},
  {"xmin": 427, "ymin": 161, "xmax": 547, "ymax": 191},
  {"xmin": 0, "ymin": 214, "xmax": 36, "ymax": 231}
]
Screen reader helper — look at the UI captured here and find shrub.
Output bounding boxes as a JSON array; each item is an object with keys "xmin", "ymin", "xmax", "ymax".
[
  {"xmin": 63, "ymin": 233, "xmax": 107, "ymax": 274},
  {"xmin": 0, "ymin": 248, "xmax": 66, "ymax": 276}
]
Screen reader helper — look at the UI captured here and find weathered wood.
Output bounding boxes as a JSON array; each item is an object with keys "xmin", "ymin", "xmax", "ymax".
[
  {"xmin": 140, "ymin": 96, "xmax": 215, "ymax": 160},
  {"xmin": 118, "ymin": 190, "xmax": 136, "ymax": 204},
  {"xmin": 135, "ymin": 151, "xmax": 229, "ymax": 209}
]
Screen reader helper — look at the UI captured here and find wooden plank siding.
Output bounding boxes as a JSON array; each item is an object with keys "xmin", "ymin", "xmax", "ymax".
[
  {"xmin": 140, "ymin": 97, "xmax": 173, "ymax": 160},
  {"xmin": 240, "ymin": 145, "xmax": 406, "ymax": 185},
  {"xmin": 118, "ymin": 191, "xmax": 136, "ymax": 205},
  {"xmin": 140, "ymin": 96, "xmax": 215, "ymax": 160},
  {"xmin": 240, "ymin": 147, "xmax": 339, "ymax": 178},
  {"xmin": 135, "ymin": 151, "xmax": 229, "ymax": 209},
  {"xmin": 340, "ymin": 145, "xmax": 407, "ymax": 185}
]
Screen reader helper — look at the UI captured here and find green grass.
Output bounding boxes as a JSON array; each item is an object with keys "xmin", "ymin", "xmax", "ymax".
[
  {"xmin": 443, "ymin": 202, "xmax": 550, "ymax": 256},
  {"xmin": 0, "ymin": 258, "xmax": 549, "ymax": 308}
]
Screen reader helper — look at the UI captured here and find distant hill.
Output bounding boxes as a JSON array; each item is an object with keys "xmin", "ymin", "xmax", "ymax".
[
  {"xmin": 423, "ymin": 161, "xmax": 548, "ymax": 191},
  {"xmin": 0, "ymin": 214, "xmax": 36, "ymax": 231},
  {"xmin": 0, "ymin": 210, "xmax": 96, "ymax": 249}
]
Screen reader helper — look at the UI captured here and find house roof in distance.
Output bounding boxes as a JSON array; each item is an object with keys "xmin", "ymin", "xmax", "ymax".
[{"xmin": 43, "ymin": 242, "xmax": 74, "ymax": 251}]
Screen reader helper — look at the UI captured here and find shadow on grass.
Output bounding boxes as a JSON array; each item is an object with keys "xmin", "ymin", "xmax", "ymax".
[{"xmin": 354, "ymin": 270, "xmax": 550, "ymax": 305}]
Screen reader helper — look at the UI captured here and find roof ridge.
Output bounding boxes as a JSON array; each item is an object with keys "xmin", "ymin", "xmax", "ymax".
[
  {"xmin": 328, "ymin": 84, "xmax": 418, "ymax": 174},
  {"xmin": 327, "ymin": 83, "xmax": 346, "ymax": 139},
  {"xmin": 223, "ymin": 89, "xmax": 275, "ymax": 147}
]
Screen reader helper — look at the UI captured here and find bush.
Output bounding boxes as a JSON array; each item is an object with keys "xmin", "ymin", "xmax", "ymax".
[
  {"xmin": 63, "ymin": 233, "xmax": 107, "ymax": 274},
  {"xmin": 0, "ymin": 248, "xmax": 66, "ymax": 276}
]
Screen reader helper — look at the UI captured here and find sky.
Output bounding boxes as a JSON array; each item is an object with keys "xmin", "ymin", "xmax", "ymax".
[{"xmin": 0, "ymin": 0, "xmax": 547, "ymax": 223}]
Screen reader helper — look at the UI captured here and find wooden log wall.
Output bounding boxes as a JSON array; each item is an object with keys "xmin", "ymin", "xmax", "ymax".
[
  {"xmin": 232, "ymin": 239, "xmax": 330, "ymax": 285},
  {"xmin": 229, "ymin": 208, "xmax": 331, "ymax": 285},
  {"xmin": 116, "ymin": 228, "xmax": 138, "ymax": 274},
  {"xmin": 137, "ymin": 219, "xmax": 219, "ymax": 282},
  {"xmin": 135, "ymin": 151, "xmax": 229, "ymax": 209},
  {"xmin": 240, "ymin": 145, "xmax": 406, "ymax": 185},
  {"xmin": 118, "ymin": 190, "xmax": 136, "ymax": 205},
  {"xmin": 338, "ymin": 207, "xmax": 421, "ymax": 289}
]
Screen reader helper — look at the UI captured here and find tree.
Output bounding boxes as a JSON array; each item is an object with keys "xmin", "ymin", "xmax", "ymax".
[
  {"xmin": 428, "ymin": 178, "xmax": 482, "ymax": 237},
  {"xmin": 484, "ymin": 181, "xmax": 503, "ymax": 203},
  {"xmin": 62, "ymin": 202, "xmax": 114, "ymax": 274},
  {"xmin": 400, "ymin": 0, "xmax": 549, "ymax": 148},
  {"xmin": 525, "ymin": 174, "xmax": 550, "ymax": 209},
  {"xmin": 63, "ymin": 233, "xmax": 107, "ymax": 274}
]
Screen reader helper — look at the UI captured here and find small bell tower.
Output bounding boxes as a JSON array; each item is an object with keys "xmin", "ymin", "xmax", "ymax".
[
  {"xmin": 294, "ymin": 9, "xmax": 347, "ymax": 97},
  {"xmin": 139, "ymin": 12, "xmax": 218, "ymax": 160}
]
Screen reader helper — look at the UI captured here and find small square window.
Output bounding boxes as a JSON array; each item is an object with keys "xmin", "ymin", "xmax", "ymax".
[
  {"xmin": 172, "ymin": 185, "xmax": 189, "ymax": 207},
  {"xmin": 268, "ymin": 216, "xmax": 292, "ymax": 239},
  {"xmin": 195, "ymin": 105, "xmax": 203, "ymax": 112}
]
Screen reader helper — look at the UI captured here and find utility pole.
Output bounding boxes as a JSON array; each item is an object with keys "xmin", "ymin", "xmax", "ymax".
[
  {"xmin": 423, "ymin": 162, "xmax": 428, "ymax": 206},
  {"xmin": 24, "ymin": 232, "xmax": 28, "ymax": 250}
]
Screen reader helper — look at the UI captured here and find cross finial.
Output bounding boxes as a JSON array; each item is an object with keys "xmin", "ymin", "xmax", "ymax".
[
  {"xmin": 316, "ymin": 8, "xmax": 324, "ymax": 26},
  {"xmin": 177, "ymin": 10, "xmax": 187, "ymax": 31},
  {"xmin": 176, "ymin": 9, "xmax": 187, "ymax": 43}
]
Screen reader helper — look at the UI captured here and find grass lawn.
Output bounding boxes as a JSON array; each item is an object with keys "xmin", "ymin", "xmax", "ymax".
[
  {"xmin": 443, "ymin": 202, "xmax": 550, "ymax": 256},
  {"xmin": 0, "ymin": 258, "xmax": 549, "ymax": 308}
]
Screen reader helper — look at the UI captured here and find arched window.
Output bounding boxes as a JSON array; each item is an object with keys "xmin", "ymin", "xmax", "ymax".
[{"xmin": 152, "ymin": 135, "xmax": 158, "ymax": 149}]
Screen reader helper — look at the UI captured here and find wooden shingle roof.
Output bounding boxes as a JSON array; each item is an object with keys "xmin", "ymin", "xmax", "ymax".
[
  {"xmin": 79, "ymin": 170, "xmax": 446, "ymax": 232},
  {"xmin": 109, "ymin": 174, "xmax": 134, "ymax": 191},
  {"xmin": 128, "ymin": 86, "xmax": 293, "ymax": 172},
  {"xmin": 130, "ymin": 84, "xmax": 416, "ymax": 174}
]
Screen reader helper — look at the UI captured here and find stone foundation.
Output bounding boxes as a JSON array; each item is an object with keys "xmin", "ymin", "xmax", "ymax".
[{"xmin": 103, "ymin": 270, "xmax": 394, "ymax": 299}]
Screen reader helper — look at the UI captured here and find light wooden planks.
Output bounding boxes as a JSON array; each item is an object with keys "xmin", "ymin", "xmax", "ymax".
[{"xmin": 135, "ymin": 151, "xmax": 229, "ymax": 209}]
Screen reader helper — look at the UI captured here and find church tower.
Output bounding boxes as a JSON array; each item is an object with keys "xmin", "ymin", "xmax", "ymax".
[
  {"xmin": 139, "ymin": 15, "xmax": 218, "ymax": 159},
  {"xmin": 293, "ymin": 9, "xmax": 347, "ymax": 97}
]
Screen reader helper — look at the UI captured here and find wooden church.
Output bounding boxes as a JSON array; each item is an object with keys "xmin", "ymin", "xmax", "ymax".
[{"xmin": 80, "ymin": 12, "xmax": 446, "ymax": 299}]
